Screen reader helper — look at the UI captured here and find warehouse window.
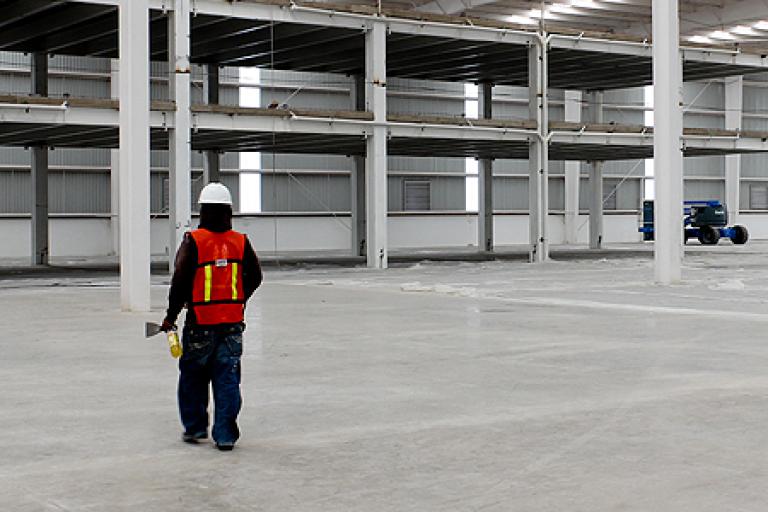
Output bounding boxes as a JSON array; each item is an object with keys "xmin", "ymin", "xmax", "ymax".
[
  {"xmin": 403, "ymin": 180, "xmax": 431, "ymax": 211},
  {"xmin": 749, "ymin": 185, "xmax": 768, "ymax": 210},
  {"xmin": 162, "ymin": 177, "xmax": 170, "ymax": 212},
  {"xmin": 603, "ymin": 183, "xmax": 618, "ymax": 210}
]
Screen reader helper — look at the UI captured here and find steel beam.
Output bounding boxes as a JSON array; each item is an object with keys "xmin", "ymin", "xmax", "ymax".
[
  {"xmin": 385, "ymin": 18, "xmax": 535, "ymax": 47},
  {"xmin": 387, "ymin": 123, "xmax": 532, "ymax": 141},
  {"xmin": 416, "ymin": 0, "xmax": 496, "ymax": 15},
  {"xmin": 528, "ymin": 37, "xmax": 548, "ymax": 263},
  {"xmin": 725, "ymin": 76, "xmax": 743, "ymax": 223},
  {"xmin": 549, "ymin": 35, "xmax": 653, "ymax": 58},
  {"xmin": 365, "ymin": 22, "xmax": 388, "ymax": 269},
  {"xmin": 192, "ymin": 111, "xmax": 368, "ymax": 136},
  {"xmin": 550, "ymin": 132, "xmax": 653, "ymax": 148},
  {"xmin": 351, "ymin": 75, "xmax": 366, "ymax": 257},
  {"xmin": 0, "ymin": 104, "xmax": 168, "ymax": 127},
  {"xmin": 588, "ymin": 91, "xmax": 604, "ymax": 250},
  {"xmin": 193, "ymin": 0, "xmax": 369, "ymax": 31},
  {"xmin": 119, "ymin": 0, "xmax": 151, "ymax": 311},
  {"xmin": 653, "ymin": 0, "xmax": 684, "ymax": 284},
  {"xmin": 550, "ymin": 34, "xmax": 768, "ymax": 71},
  {"xmin": 563, "ymin": 90, "xmax": 581, "ymax": 245},
  {"xmin": 191, "ymin": 0, "xmax": 535, "ymax": 46},
  {"xmin": 169, "ymin": 0, "xmax": 193, "ymax": 272},
  {"xmin": 62, "ymin": 0, "xmax": 165, "ymax": 7},
  {"xmin": 682, "ymin": 137, "xmax": 768, "ymax": 153},
  {"xmin": 681, "ymin": 48, "xmax": 768, "ymax": 70},
  {"xmin": 478, "ymin": 81, "xmax": 493, "ymax": 252}
]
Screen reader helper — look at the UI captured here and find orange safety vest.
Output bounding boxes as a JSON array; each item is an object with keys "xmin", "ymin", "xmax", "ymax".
[{"xmin": 190, "ymin": 229, "xmax": 247, "ymax": 325}]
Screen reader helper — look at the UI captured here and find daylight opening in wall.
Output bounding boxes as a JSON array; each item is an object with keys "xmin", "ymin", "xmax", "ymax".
[
  {"xmin": 239, "ymin": 67, "xmax": 262, "ymax": 213},
  {"xmin": 465, "ymin": 84, "xmax": 479, "ymax": 212}
]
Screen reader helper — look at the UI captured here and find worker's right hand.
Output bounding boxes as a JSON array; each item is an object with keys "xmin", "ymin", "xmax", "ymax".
[{"xmin": 160, "ymin": 319, "xmax": 175, "ymax": 332}]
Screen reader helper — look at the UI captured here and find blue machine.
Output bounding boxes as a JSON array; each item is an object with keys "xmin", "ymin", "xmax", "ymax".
[{"xmin": 639, "ymin": 200, "xmax": 749, "ymax": 245}]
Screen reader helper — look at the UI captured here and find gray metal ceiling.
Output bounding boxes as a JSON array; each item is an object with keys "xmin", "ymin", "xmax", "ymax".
[{"xmin": 0, "ymin": 1, "xmax": 764, "ymax": 90}]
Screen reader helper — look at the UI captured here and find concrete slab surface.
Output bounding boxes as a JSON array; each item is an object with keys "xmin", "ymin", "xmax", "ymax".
[
  {"xmin": 1, "ymin": 241, "xmax": 759, "ymax": 278},
  {"xmin": 2, "ymin": 246, "xmax": 768, "ymax": 511}
]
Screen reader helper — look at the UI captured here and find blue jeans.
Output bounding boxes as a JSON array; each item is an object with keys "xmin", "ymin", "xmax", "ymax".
[{"xmin": 178, "ymin": 324, "xmax": 243, "ymax": 445}]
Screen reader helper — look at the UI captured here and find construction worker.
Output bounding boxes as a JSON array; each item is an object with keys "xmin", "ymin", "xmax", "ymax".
[{"xmin": 161, "ymin": 182, "xmax": 262, "ymax": 451}]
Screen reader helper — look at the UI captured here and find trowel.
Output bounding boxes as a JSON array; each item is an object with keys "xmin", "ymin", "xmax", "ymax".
[{"xmin": 145, "ymin": 321, "xmax": 164, "ymax": 338}]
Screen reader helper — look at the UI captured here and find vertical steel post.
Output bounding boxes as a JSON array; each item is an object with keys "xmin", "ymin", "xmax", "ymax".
[
  {"xmin": 365, "ymin": 22, "xmax": 388, "ymax": 269},
  {"xmin": 168, "ymin": 0, "xmax": 193, "ymax": 271},
  {"xmin": 31, "ymin": 52, "xmax": 48, "ymax": 97},
  {"xmin": 528, "ymin": 36, "xmax": 549, "ymax": 263},
  {"xmin": 478, "ymin": 81, "xmax": 494, "ymax": 253},
  {"xmin": 203, "ymin": 64, "xmax": 221, "ymax": 183},
  {"xmin": 588, "ymin": 91, "xmax": 604, "ymax": 250},
  {"xmin": 351, "ymin": 75, "xmax": 367, "ymax": 257},
  {"xmin": 563, "ymin": 90, "xmax": 581, "ymax": 244},
  {"xmin": 31, "ymin": 147, "xmax": 48, "ymax": 266},
  {"xmin": 725, "ymin": 76, "xmax": 743, "ymax": 222},
  {"xmin": 31, "ymin": 52, "xmax": 49, "ymax": 266}
]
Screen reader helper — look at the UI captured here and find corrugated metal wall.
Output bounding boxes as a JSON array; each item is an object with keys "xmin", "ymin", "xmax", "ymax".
[
  {"xmin": 740, "ymin": 72, "xmax": 768, "ymax": 210},
  {"xmin": 0, "ymin": 52, "xmax": 241, "ymax": 215},
  {"xmin": 256, "ymin": 73, "xmax": 470, "ymax": 212}
]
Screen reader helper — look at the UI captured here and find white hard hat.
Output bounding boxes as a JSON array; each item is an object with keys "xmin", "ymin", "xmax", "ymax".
[{"xmin": 198, "ymin": 182, "xmax": 232, "ymax": 205}]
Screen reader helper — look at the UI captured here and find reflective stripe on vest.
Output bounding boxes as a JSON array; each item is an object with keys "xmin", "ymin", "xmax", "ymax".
[
  {"xmin": 189, "ymin": 229, "xmax": 247, "ymax": 325},
  {"xmin": 231, "ymin": 262, "xmax": 239, "ymax": 301},
  {"xmin": 204, "ymin": 264, "xmax": 213, "ymax": 302}
]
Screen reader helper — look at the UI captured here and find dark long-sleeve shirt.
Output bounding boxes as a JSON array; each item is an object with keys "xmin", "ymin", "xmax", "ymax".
[{"xmin": 165, "ymin": 231, "xmax": 263, "ymax": 326}]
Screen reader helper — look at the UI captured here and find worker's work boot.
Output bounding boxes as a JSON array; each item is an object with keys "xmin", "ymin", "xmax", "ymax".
[{"xmin": 182, "ymin": 431, "xmax": 208, "ymax": 444}]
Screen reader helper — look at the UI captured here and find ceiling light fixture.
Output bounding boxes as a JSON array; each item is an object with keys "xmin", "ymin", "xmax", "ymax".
[
  {"xmin": 731, "ymin": 25, "xmax": 757, "ymax": 36},
  {"xmin": 688, "ymin": 35, "xmax": 713, "ymax": 44},
  {"xmin": 505, "ymin": 15, "xmax": 536, "ymax": 25},
  {"xmin": 709, "ymin": 30, "xmax": 736, "ymax": 40}
]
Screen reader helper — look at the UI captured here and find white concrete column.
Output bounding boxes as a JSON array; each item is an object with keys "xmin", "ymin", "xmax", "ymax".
[
  {"xmin": 119, "ymin": 0, "xmax": 151, "ymax": 311},
  {"xmin": 203, "ymin": 63, "xmax": 221, "ymax": 183},
  {"xmin": 478, "ymin": 82, "xmax": 494, "ymax": 252},
  {"xmin": 168, "ymin": 0, "xmax": 193, "ymax": 271},
  {"xmin": 725, "ymin": 76, "xmax": 743, "ymax": 222},
  {"xmin": 30, "ymin": 52, "xmax": 49, "ymax": 266},
  {"xmin": 588, "ymin": 91, "xmax": 604, "ymax": 249},
  {"xmin": 528, "ymin": 37, "xmax": 549, "ymax": 263},
  {"xmin": 563, "ymin": 90, "xmax": 581, "ymax": 245},
  {"xmin": 652, "ymin": 0, "xmax": 684, "ymax": 284},
  {"xmin": 110, "ymin": 60, "xmax": 120, "ymax": 256},
  {"xmin": 31, "ymin": 147, "xmax": 48, "ymax": 266},
  {"xmin": 365, "ymin": 22, "xmax": 388, "ymax": 269},
  {"xmin": 351, "ymin": 75, "xmax": 366, "ymax": 256}
]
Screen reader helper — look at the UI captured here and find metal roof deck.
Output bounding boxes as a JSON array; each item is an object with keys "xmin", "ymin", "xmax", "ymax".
[{"xmin": 1, "ymin": 1, "xmax": 766, "ymax": 90}]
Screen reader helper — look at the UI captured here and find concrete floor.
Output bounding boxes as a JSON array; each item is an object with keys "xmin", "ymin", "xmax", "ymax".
[{"xmin": 3, "ymin": 244, "xmax": 768, "ymax": 511}]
